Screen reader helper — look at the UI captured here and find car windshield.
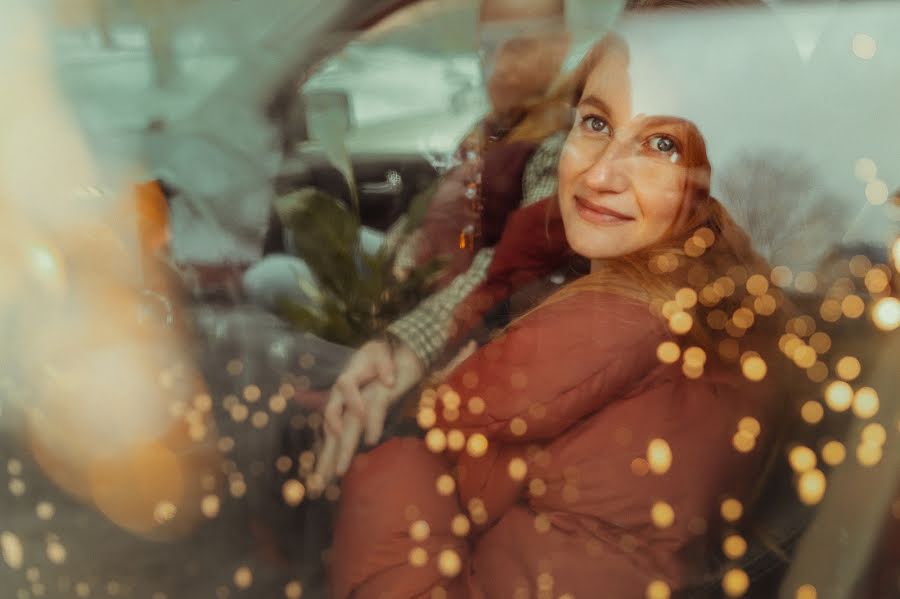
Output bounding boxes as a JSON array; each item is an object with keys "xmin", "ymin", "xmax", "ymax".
[{"xmin": 1, "ymin": 1, "xmax": 898, "ymax": 598}]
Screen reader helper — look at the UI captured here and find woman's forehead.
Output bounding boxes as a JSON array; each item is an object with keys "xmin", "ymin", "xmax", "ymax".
[
  {"xmin": 578, "ymin": 50, "xmax": 702, "ymax": 137},
  {"xmin": 579, "ymin": 51, "xmax": 631, "ymax": 121}
]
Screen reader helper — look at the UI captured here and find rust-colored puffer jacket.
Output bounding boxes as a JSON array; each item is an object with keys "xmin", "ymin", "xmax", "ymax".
[{"xmin": 332, "ymin": 291, "xmax": 779, "ymax": 598}]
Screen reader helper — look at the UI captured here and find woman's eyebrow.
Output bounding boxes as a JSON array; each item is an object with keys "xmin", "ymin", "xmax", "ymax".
[{"xmin": 638, "ymin": 115, "xmax": 693, "ymax": 130}]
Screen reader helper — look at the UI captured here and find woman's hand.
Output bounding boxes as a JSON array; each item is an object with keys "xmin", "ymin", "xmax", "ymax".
[
  {"xmin": 325, "ymin": 340, "xmax": 397, "ymax": 435},
  {"xmin": 316, "ymin": 340, "xmax": 424, "ymax": 484}
]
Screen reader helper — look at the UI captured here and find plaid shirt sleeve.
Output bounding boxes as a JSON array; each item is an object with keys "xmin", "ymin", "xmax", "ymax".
[
  {"xmin": 386, "ymin": 248, "xmax": 494, "ymax": 367},
  {"xmin": 386, "ymin": 130, "xmax": 566, "ymax": 367},
  {"xmin": 521, "ymin": 130, "xmax": 566, "ymax": 206}
]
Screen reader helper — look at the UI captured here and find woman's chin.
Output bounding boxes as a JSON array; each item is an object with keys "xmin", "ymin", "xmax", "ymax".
[{"xmin": 569, "ymin": 238, "xmax": 626, "ymax": 261}]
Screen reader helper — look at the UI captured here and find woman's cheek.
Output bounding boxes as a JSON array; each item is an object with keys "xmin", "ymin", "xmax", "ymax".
[
  {"xmin": 637, "ymin": 177, "xmax": 686, "ymax": 226},
  {"xmin": 557, "ymin": 141, "xmax": 583, "ymax": 191}
]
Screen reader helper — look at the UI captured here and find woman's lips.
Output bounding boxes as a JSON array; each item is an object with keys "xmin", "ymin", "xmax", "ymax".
[{"xmin": 573, "ymin": 196, "xmax": 635, "ymax": 226}]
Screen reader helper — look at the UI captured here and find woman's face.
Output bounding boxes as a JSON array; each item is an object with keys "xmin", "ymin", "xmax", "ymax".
[{"xmin": 558, "ymin": 45, "xmax": 705, "ymax": 264}]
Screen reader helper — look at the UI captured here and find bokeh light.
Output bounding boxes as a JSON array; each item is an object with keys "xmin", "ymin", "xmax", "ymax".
[
  {"xmin": 282, "ymin": 480, "xmax": 305, "ymax": 507},
  {"xmin": 821, "ymin": 441, "xmax": 846, "ymax": 466},
  {"xmin": 841, "ymin": 295, "xmax": 865, "ymax": 319},
  {"xmin": 722, "ymin": 534, "xmax": 747, "ymax": 559},
  {"xmin": 771, "ymin": 266, "xmax": 793, "ymax": 288},
  {"xmin": 795, "ymin": 583, "xmax": 817, "ymax": 599},
  {"xmin": 722, "ymin": 568, "xmax": 749, "ymax": 597},
  {"xmin": 436, "ymin": 474, "xmax": 456, "ymax": 496},
  {"xmin": 447, "ymin": 430, "xmax": 465, "ymax": 452},
  {"xmin": 863, "ymin": 268, "xmax": 889, "ymax": 294},
  {"xmin": 651, "ymin": 501, "xmax": 675, "ymax": 528},
  {"xmin": 507, "ymin": 457, "xmax": 527, "ymax": 481},
  {"xmin": 864, "ymin": 180, "xmax": 889, "ymax": 205},
  {"xmin": 853, "ymin": 158, "xmax": 877, "ymax": 182},
  {"xmin": 645, "ymin": 580, "xmax": 671, "ymax": 599},
  {"xmin": 647, "ymin": 439, "xmax": 672, "ymax": 474},
  {"xmin": 721, "ymin": 498, "xmax": 743, "ymax": 522},
  {"xmin": 451, "ymin": 514, "xmax": 470, "ymax": 537},
  {"xmin": 284, "ymin": 581, "xmax": 303, "ymax": 599},
  {"xmin": 835, "ymin": 356, "xmax": 861, "ymax": 381},
  {"xmin": 856, "ymin": 442, "xmax": 883, "ymax": 467},
  {"xmin": 741, "ymin": 355, "xmax": 767, "ymax": 382},
  {"xmin": 1, "ymin": 531, "xmax": 24, "ymax": 569},
  {"xmin": 657, "ymin": 341, "xmax": 681, "ymax": 364},
  {"xmin": 409, "ymin": 520, "xmax": 430, "ymax": 542},
  {"xmin": 797, "ymin": 469, "xmax": 826, "ymax": 505},
  {"xmin": 408, "ymin": 547, "xmax": 428, "ymax": 568},
  {"xmin": 851, "ymin": 33, "xmax": 877, "ymax": 59},
  {"xmin": 824, "ymin": 381, "xmax": 853, "ymax": 412},
  {"xmin": 852, "ymin": 387, "xmax": 879, "ymax": 419},
  {"xmin": 466, "ymin": 433, "xmax": 489, "ymax": 458},
  {"xmin": 861, "ymin": 423, "xmax": 886, "ymax": 446},
  {"xmin": 669, "ymin": 311, "xmax": 693, "ymax": 335},
  {"xmin": 233, "ymin": 566, "xmax": 253, "ymax": 589},
  {"xmin": 871, "ymin": 297, "xmax": 899, "ymax": 331},
  {"xmin": 789, "ymin": 446, "xmax": 817, "ymax": 473},
  {"xmin": 800, "ymin": 401, "xmax": 824, "ymax": 424}
]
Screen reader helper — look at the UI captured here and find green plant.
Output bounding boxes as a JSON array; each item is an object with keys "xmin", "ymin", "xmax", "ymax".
[{"xmin": 274, "ymin": 185, "xmax": 445, "ymax": 346}]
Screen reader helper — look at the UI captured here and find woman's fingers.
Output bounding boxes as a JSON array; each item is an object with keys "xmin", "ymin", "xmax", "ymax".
[
  {"xmin": 315, "ymin": 431, "xmax": 339, "ymax": 486},
  {"xmin": 373, "ymin": 349, "xmax": 396, "ymax": 387},
  {"xmin": 321, "ymin": 379, "xmax": 396, "ymax": 482},
  {"xmin": 323, "ymin": 388, "xmax": 345, "ymax": 435},
  {"xmin": 335, "ymin": 414, "xmax": 363, "ymax": 476},
  {"xmin": 364, "ymin": 393, "xmax": 390, "ymax": 446},
  {"xmin": 334, "ymin": 374, "xmax": 366, "ymax": 420}
]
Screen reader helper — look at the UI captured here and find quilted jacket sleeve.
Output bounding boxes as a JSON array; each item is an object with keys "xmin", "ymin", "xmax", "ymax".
[{"xmin": 435, "ymin": 290, "xmax": 667, "ymax": 442}]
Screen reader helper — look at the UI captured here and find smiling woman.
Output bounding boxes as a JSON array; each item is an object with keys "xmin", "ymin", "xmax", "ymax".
[
  {"xmin": 559, "ymin": 33, "xmax": 712, "ymax": 262},
  {"xmin": 329, "ymin": 30, "xmax": 801, "ymax": 599}
]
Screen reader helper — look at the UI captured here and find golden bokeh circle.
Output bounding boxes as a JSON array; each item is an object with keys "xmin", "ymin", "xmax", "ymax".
[
  {"xmin": 656, "ymin": 341, "xmax": 681, "ymax": 364},
  {"xmin": 821, "ymin": 441, "xmax": 846, "ymax": 466},
  {"xmin": 436, "ymin": 474, "xmax": 456, "ymax": 496},
  {"xmin": 852, "ymin": 387, "xmax": 880, "ymax": 419},
  {"xmin": 797, "ymin": 469, "xmax": 826, "ymax": 505},
  {"xmin": 233, "ymin": 566, "xmax": 253, "ymax": 589},
  {"xmin": 721, "ymin": 498, "xmax": 743, "ymax": 522},
  {"xmin": 284, "ymin": 581, "xmax": 303, "ymax": 599},
  {"xmin": 437, "ymin": 549, "xmax": 462, "ymax": 577},
  {"xmin": 795, "ymin": 583, "xmax": 817, "ymax": 599},
  {"xmin": 647, "ymin": 439, "xmax": 672, "ymax": 475},
  {"xmin": 741, "ymin": 356, "xmax": 767, "ymax": 382},
  {"xmin": 788, "ymin": 446, "xmax": 817, "ymax": 473},
  {"xmin": 408, "ymin": 547, "xmax": 428, "ymax": 568},
  {"xmin": 824, "ymin": 381, "xmax": 853, "ymax": 412},
  {"xmin": 722, "ymin": 568, "xmax": 749, "ymax": 597},
  {"xmin": 508, "ymin": 457, "xmax": 528, "ymax": 481},
  {"xmin": 722, "ymin": 534, "xmax": 747, "ymax": 560},
  {"xmin": 645, "ymin": 580, "xmax": 671, "ymax": 599},
  {"xmin": 651, "ymin": 501, "xmax": 675, "ymax": 528},
  {"xmin": 409, "ymin": 520, "xmax": 431, "ymax": 542}
]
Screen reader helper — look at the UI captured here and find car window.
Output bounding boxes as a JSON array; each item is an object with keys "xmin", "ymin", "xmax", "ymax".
[
  {"xmin": 3, "ymin": 3, "xmax": 899, "ymax": 599},
  {"xmin": 296, "ymin": 0, "xmax": 487, "ymax": 156}
]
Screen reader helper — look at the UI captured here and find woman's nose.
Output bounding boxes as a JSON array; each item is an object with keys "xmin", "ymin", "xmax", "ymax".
[{"xmin": 582, "ymin": 140, "xmax": 630, "ymax": 193}]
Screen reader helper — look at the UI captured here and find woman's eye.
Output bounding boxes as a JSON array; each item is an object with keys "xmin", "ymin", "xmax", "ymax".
[
  {"xmin": 581, "ymin": 115, "xmax": 610, "ymax": 134},
  {"xmin": 647, "ymin": 135, "xmax": 681, "ymax": 161}
]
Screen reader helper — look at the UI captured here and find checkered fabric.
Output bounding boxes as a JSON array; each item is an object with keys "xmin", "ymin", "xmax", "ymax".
[
  {"xmin": 387, "ymin": 132, "xmax": 566, "ymax": 366},
  {"xmin": 521, "ymin": 130, "xmax": 566, "ymax": 206}
]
